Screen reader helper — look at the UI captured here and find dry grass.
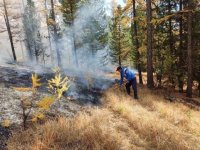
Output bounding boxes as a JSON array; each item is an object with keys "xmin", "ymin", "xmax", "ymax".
[
  {"xmin": 105, "ymin": 87, "xmax": 200, "ymax": 150},
  {"xmin": 138, "ymin": 88, "xmax": 200, "ymax": 136},
  {"xmin": 8, "ymin": 108, "xmax": 147, "ymax": 150},
  {"xmin": 7, "ymin": 86, "xmax": 200, "ymax": 150}
]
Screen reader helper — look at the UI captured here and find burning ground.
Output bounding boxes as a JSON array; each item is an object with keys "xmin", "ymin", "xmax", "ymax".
[
  {"xmin": 0, "ymin": 65, "xmax": 200, "ymax": 150},
  {"xmin": 0, "ymin": 65, "xmax": 115, "ymax": 124}
]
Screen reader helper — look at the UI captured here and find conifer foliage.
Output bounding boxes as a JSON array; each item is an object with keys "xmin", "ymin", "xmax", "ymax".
[{"xmin": 109, "ymin": 0, "xmax": 200, "ymax": 97}]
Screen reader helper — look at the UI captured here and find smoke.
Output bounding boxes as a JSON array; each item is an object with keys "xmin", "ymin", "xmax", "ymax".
[
  {"xmin": 0, "ymin": 54, "xmax": 9, "ymax": 65},
  {"xmin": 0, "ymin": 0, "xmax": 115, "ymax": 73},
  {"xmin": 59, "ymin": 0, "xmax": 112, "ymax": 73}
]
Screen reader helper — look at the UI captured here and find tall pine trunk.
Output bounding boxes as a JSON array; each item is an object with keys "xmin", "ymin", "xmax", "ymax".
[
  {"xmin": 168, "ymin": 1, "xmax": 173, "ymax": 54},
  {"xmin": 186, "ymin": 4, "xmax": 193, "ymax": 98},
  {"xmin": 51, "ymin": 0, "xmax": 62, "ymax": 67},
  {"xmin": 132, "ymin": 0, "xmax": 143, "ymax": 84},
  {"xmin": 168, "ymin": 0, "xmax": 175, "ymax": 85},
  {"xmin": 178, "ymin": 0, "xmax": 184, "ymax": 93},
  {"xmin": 118, "ymin": 23, "xmax": 121, "ymax": 66},
  {"xmin": 146, "ymin": 0, "xmax": 154, "ymax": 88},
  {"xmin": 3, "ymin": 0, "xmax": 17, "ymax": 62}
]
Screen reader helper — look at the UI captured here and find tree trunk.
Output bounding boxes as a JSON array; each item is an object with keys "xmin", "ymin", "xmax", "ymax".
[
  {"xmin": 118, "ymin": 23, "xmax": 121, "ymax": 66},
  {"xmin": 168, "ymin": 0, "xmax": 176, "ymax": 86},
  {"xmin": 20, "ymin": 0, "xmax": 25, "ymax": 61},
  {"xmin": 178, "ymin": 0, "xmax": 184, "ymax": 93},
  {"xmin": 119, "ymin": 56, "xmax": 121, "ymax": 66},
  {"xmin": 70, "ymin": 3, "xmax": 79, "ymax": 67},
  {"xmin": 72, "ymin": 30, "xmax": 79, "ymax": 67},
  {"xmin": 51, "ymin": 0, "xmax": 62, "ymax": 67},
  {"xmin": 3, "ymin": 0, "xmax": 17, "ymax": 62},
  {"xmin": 168, "ymin": 1, "xmax": 174, "ymax": 54},
  {"xmin": 45, "ymin": 0, "xmax": 54, "ymax": 65},
  {"xmin": 132, "ymin": 0, "xmax": 143, "ymax": 84},
  {"xmin": 186, "ymin": 5, "xmax": 192, "ymax": 98},
  {"xmin": 146, "ymin": 0, "xmax": 154, "ymax": 88},
  {"xmin": 34, "ymin": 41, "xmax": 39, "ymax": 63},
  {"xmin": 157, "ymin": 37, "xmax": 162, "ymax": 87},
  {"xmin": 198, "ymin": 81, "xmax": 200, "ymax": 97}
]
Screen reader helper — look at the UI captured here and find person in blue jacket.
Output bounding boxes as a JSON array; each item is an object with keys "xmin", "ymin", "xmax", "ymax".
[{"xmin": 116, "ymin": 66, "xmax": 138, "ymax": 99}]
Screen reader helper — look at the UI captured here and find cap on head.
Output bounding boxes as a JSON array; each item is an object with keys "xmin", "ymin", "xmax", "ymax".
[{"xmin": 116, "ymin": 66, "xmax": 122, "ymax": 71}]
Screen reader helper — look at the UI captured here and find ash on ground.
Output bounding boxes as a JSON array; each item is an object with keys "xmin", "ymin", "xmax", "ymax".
[
  {"xmin": 0, "ymin": 125, "xmax": 10, "ymax": 150},
  {"xmin": 0, "ymin": 65, "xmax": 115, "ymax": 125},
  {"xmin": 0, "ymin": 87, "xmax": 83, "ymax": 125}
]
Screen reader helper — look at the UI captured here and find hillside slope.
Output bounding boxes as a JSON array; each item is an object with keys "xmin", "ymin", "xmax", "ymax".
[{"xmin": 7, "ymin": 85, "xmax": 200, "ymax": 150}]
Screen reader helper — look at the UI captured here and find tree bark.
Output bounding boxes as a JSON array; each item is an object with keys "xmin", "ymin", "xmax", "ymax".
[
  {"xmin": 51, "ymin": 0, "xmax": 62, "ymax": 67},
  {"xmin": 146, "ymin": 0, "xmax": 154, "ymax": 88},
  {"xmin": 118, "ymin": 23, "xmax": 121, "ymax": 66},
  {"xmin": 178, "ymin": 0, "xmax": 184, "ymax": 93},
  {"xmin": 168, "ymin": 0, "xmax": 176, "ymax": 86},
  {"xmin": 168, "ymin": 1, "xmax": 174, "ymax": 54},
  {"xmin": 132, "ymin": 0, "xmax": 143, "ymax": 84},
  {"xmin": 3, "ymin": 0, "xmax": 17, "ymax": 62},
  {"xmin": 198, "ymin": 81, "xmax": 200, "ymax": 97},
  {"xmin": 186, "ymin": 4, "xmax": 192, "ymax": 98}
]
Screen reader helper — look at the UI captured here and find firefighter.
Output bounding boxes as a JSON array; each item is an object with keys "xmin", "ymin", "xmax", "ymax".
[{"xmin": 116, "ymin": 66, "xmax": 138, "ymax": 99}]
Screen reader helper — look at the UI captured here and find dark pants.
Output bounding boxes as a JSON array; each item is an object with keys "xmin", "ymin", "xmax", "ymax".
[{"xmin": 125, "ymin": 77, "xmax": 138, "ymax": 99}]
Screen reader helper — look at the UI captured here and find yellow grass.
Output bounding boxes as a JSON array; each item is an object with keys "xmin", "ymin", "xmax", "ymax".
[
  {"xmin": 7, "ymin": 86, "xmax": 200, "ymax": 150},
  {"xmin": 8, "ymin": 109, "xmax": 147, "ymax": 150},
  {"xmin": 105, "ymin": 87, "xmax": 200, "ymax": 150}
]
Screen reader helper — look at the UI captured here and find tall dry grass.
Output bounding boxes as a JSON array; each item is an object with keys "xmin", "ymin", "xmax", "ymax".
[
  {"xmin": 138, "ymin": 88, "xmax": 200, "ymax": 136},
  {"xmin": 7, "ymin": 86, "xmax": 200, "ymax": 150},
  {"xmin": 104, "ymin": 87, "xmax": 200, "ymax": 150},
  {"xmin": 8, "ymin": 108, "xmax": 148, "ymax": 150}
]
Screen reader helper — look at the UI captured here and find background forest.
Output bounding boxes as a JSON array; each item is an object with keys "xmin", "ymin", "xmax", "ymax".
[{"xmin": 0, "ymin": 0, "xmax": 200, "ymax": 98}]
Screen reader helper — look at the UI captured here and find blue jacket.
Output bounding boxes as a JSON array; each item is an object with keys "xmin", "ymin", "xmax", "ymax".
[{"xmin": 119, "ymin": 67, "xmax": 136, "ymax": 85}]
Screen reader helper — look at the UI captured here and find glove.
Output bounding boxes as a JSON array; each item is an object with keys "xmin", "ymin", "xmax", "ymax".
[{"xmin": 115, "ymin": 79, "xmax": 119, "ymax": 83}]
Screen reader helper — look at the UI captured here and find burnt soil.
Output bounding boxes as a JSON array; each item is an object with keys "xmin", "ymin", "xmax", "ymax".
[
  {"xmin": 0, "ymin": 65, "xmax": 115, "ymax": 149},
  {"xmin": 0, "ymin": 125, "xmax": 10, "ymax": 150}
]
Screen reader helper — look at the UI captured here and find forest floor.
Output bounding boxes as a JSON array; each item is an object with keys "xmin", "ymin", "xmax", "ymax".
[
  {"xmin": 5, "ymin": 84, "xmax": 200, "ymax": 150},
  {"xmin": 0, "ymin": 65, "xmax": 200, "ymax": 150}
]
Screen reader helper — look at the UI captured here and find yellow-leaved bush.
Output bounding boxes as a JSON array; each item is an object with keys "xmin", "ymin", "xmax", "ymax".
[
  {"xmin": 14, "ymin": 73, "xmax": 41, "ymax": 92},
  {"xmin": 13, "ymin": 69, "xmax": 70, "ymax": 127},
  {"xmin": 32, "ymin": 112, "xmax": 45, "ymax": 122},
  {"xmin": 48, "ymin": 69, "xmax": 70, "ymax": 99},
  {"xmin": 37, "ymin": 96, "xmax": 55, "ymax": 110},
  {"xmin": 1, "ymin": 120, "xmax": 10, "ymax": 128},
  {"xmin": 32, "ymin": 74, "xmax": 42, "ymax": 89}
]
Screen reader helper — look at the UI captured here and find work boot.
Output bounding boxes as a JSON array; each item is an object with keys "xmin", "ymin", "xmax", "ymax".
[{"xmin": 134, "ymin": 96, "xmax": 139, "ymax": 100}]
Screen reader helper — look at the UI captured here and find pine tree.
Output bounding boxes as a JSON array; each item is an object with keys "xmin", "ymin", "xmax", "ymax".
[
  {"xmin": 192, "ymin": 0, "xmax": 200, "ymax": 96},
  {"xmin": 23, "ymin": 0, "xmax": 44, "ymax": 62},
  {"xmin": 109, "ymin": 5, "xmax": 131, "ymax": 66},
  {"xmin": 49, "ymin": 0, "xmax": 62, "ymax": 67},
  {"xmin": 186, "ymin": 0, "xmax": 193, "ymax": 98},
  {"xmin": 3, "ymin": 0, "xmax": 17, "ymax": 62},
  {"xmin": 81, "ymin": 0, "xmax": 108, "ymax": 67},
  {"xmin": 60, "ymin": 0, "xmax": 80, "ymax": 67},
  {"xmin": 44, "ymin": 0, "xmax": 54, "ymax": 64},
  {"xmin": 177, "ymin": 0, "xmax": 184, "ymax": 93},
  {"xmin": 146, "ymin": 0, "xmax": 154, "ymax": 88},
  {"xmin": 132, "ymin": 0, "xmax": 143, "ymax": 84}
]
